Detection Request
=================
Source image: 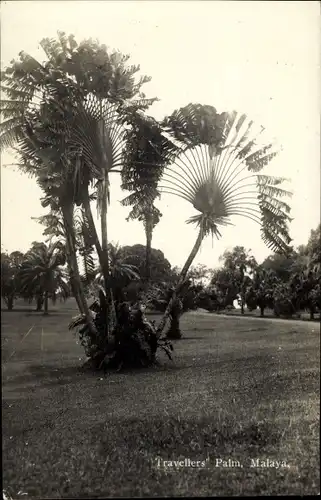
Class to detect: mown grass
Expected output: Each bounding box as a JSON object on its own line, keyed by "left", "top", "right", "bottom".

{"left": 2, "top": 299, "right": 320, "bottom": 497}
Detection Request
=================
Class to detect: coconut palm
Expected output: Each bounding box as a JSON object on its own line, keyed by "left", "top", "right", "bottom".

{"left": 156, "top": 104, "right": 292, "bottom": 335}
{"left": 19, "top": 241, "right": 69, "bottom": 314}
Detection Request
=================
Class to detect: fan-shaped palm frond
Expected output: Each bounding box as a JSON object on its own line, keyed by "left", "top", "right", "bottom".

{"left": 156, "top": 104, "right": 292, "bottom": 335}
{"left": 160, "top": 106, "right": 292, "bottom": 251}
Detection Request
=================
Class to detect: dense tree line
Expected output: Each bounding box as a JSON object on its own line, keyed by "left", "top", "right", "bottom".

{"left": 187, "top": 228, "right": 320, "bottom": 319}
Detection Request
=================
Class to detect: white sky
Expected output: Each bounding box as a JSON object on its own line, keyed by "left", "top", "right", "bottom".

{"left": 1, "top": 1, "right": 320, "bottom": 269}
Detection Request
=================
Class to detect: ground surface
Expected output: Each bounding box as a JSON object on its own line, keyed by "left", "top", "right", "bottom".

{"left": 2, "top": 299, "right": 320, "bottom": 498}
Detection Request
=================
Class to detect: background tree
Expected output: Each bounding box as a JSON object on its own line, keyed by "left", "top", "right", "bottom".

{"left": 120, "top": 244, "right": 172, "bottom": 284}
{"left": 306, "top": 224, "right": 320, "bottom": 273}
{"left": 261, "top": 251, "right": 297, "bottom": 282}
{"left": 245, "top": 267, "right": 278, "bottom": 317}
{"left": 210, "top": 267, "right": 240, "bottom": 308}
{"left": 187, "top": 264, "right": 211, "bottom": 286}
{"left": 219, "top": 246, "right": 257, "bottom": 313}
{"left": 1, "top": 251, "right": 24, "bottom": 310}
{"left": 19, "top": 241, "right": 69, "bottom": 314}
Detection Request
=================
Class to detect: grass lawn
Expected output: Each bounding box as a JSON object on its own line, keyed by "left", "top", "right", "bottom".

{"left": 2, "top": 299, "right": 320, "bottom": 497}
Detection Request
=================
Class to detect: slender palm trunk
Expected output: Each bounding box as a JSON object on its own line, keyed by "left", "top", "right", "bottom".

{"left": 64, "top": 236, "right": 84, "bottom": 314}
{"left": 144, "top": 218, "right": 153, "bottom": 283}
{"left": 61, "top": 205, "right": 83, "bottom": 314}
{"left": 36, "top": 296, "right": 44, "bottom": 311}
{"left": 82, "top": 187, "right": 104, "bottom": 264}
{"left": 98, "top": 102, "right": 111, "bottom": 295}
{"left": 100, "top": 172, "right": 110, "bottom": 289}
{"left": 62, "top": 202, "right": 96, "bottom": 335}
{"left": 156, "top": 228, "right": 204, "bottom": 336}
{"left": 44, "top": 291, "right": 49, "bottom": 315}
{"left": 7, "top": 295, "right": 14, "bottom": 311}
{"left": 100, "top": 171, "right": 111, "bottom": 335}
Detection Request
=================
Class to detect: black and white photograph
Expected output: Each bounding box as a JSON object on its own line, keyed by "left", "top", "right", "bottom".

{"left": 1, "top": 0, "right": 320, "bottom": 497}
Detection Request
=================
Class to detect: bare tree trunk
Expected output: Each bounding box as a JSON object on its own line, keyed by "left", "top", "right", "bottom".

{"left": 240, "top": 268, "right": 245, "bottom": 314}
{"left": 62, "top": 202, "right": 97, "bottom": 335}
{"left": 156, "top": 228, "right": 204, "bottom": 336}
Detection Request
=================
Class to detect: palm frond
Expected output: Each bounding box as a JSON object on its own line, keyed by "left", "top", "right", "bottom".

{"left": 160, "top": 104, "right": 292, "bottom": 254}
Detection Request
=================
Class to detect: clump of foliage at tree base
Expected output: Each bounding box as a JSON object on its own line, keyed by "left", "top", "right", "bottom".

{"left": 68, "top": 288, "right": 174, "bottom": 371}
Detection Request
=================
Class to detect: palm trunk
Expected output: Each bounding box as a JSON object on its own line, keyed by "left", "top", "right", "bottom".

{"left": 7, "top": 295, "right": 14, "bottom": 311}
{"left": 100, "top": 173, "right": 109, "bottom": 288}
{"left": 156, "top": 228, "right": 204, "bottom": 336}
{"left": 64, "top": 234, "right": 84, "bottom": 314}
{"left": 100, "top": 171, "right": 111, "bottom": 335}
{"left": 98, "top": 102, "right": 110, "bottom": 295}
{"left": 82, "top": 187, "right": 104, "bottom": 264}
{"left": 44, "top": 291, "right": 49, "bottom": 315}
{"left": 144, "top": 216, "right": 153, "bottom": 283}
{"left": 61, "top": 203, "right": 83, "bottom": 314}
{"left": 36, "top": 296, "right": 44, "bottom": 311}
{"left": 62, "top": 202, "right": 97, "bottom": 335}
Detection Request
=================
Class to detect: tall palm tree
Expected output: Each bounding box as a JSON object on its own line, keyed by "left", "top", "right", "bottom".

{"left": 19, "top": 241, "right": 69, "bottom": 314}
{"left": 156, "top": 104, "right": 292, "bottom": 335}
{"left": 121, "top": 112, "right": 177, "bottom": 282}
{"left": 1, "top": 54, "right": 97, "bottom": 329}
{"left": 122, "top": 202, "right": 162, "bottom": 282}
{"left": 1, "top": 32, "right": 156, "bottom": 332}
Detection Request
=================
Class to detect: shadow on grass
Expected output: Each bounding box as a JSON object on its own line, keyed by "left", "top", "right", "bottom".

{"left": 4, "top": 364, "right": 92, "bottom": 389}
{"left": 1, "top": 308, "right": 65, "bottom": 318}
{"left": 1, "top": 308, "right": 41, "bottom": 313}
{"left": 4, "top": 359, "right": 172, "bottom": 388}
{"left": 177, "top": 336, "right": 209, "bottom": 340}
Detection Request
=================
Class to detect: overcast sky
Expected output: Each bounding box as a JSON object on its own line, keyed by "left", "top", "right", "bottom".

{"left": 1, "top": 1, "right": 320, "bottom": 268}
